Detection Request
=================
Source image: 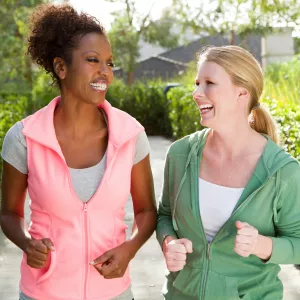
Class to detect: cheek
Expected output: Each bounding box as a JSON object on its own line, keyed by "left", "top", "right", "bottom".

{"left": 205, "top": 86, "right": 220, "bottom": 101}
{"left": 108, "top": 70, "right": 114, "bottom": 84}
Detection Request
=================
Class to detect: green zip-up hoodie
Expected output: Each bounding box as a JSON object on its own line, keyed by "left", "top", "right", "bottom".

{"left": 157, "top": 129, "right": 300, "bottom": 300}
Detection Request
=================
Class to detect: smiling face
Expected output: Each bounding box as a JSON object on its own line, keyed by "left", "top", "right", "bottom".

{"left": 55, "top": 32, "right": 114, "bottom": 106}
{"left": 192, "top": 60, "right": 249, "bottom": 130}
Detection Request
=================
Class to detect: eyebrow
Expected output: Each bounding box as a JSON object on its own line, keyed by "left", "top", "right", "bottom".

{"left": 83, "top": 50, "right": 113, "bottom": 59}
{"left": 195, "top": 76, "right": 216, "bottom": 81}
{"left": 83, "top": 50, "right": 100, "bottom": 55}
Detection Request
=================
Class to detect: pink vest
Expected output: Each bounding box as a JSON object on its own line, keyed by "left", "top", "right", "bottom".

{"left": 20, "top": 97, "right": 144, "bottom": 299}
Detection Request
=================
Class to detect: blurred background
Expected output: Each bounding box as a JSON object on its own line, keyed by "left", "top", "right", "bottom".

{"left": 0, "top": 0, "right": 300, "bottom": 299}
{"left": 1, "top": 0, "right": 299, "bottom": 167}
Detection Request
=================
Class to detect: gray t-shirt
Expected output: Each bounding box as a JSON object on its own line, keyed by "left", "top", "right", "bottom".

{"left": 1, "top": 119, "right": 149, "bottom": 300}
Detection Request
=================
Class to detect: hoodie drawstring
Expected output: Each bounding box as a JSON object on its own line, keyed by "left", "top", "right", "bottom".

{"left": 172, "top": 142, "right": 199, "bottom": 231}
{"left": 273, "top": 170, "right": 281, "bottom": 224}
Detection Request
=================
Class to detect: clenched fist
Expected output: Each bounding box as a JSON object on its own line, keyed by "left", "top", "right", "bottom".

{"left": 163, "top": 236, "right": 193, "bottom": 272}
{"left": 234, "top": 221, "right": 259, "bottom": 257}
{"left": 25, "top": 238, "right": 55, "bottom": 269}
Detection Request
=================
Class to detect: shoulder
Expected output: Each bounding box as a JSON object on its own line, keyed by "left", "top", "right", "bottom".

{"left": 280, "top": 161, "right": 300, "bottom": 187}
{"left": 111, "top": 106, "right": 143, "bottom": 128}
{"left": 3, "top": 121, "right": 26, "bottom": 146}
{"left": 167, "top": 129, "right": 207, "bottom": 157}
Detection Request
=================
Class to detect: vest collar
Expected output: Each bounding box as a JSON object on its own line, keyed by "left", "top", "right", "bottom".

{"left": 22, "top": 96, "right": 144, "bottom": 156}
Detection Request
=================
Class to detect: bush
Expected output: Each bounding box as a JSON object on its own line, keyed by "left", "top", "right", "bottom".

{"left": 263, "top": 97, "right": 300, "bottom": 161}
{"left": 166, "top": 85, "right": 202, "bottom": 139}
{"left": 106, "top": 79, "right": 172, "bottom": 136}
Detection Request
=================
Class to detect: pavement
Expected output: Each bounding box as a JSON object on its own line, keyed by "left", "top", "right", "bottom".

{"left": 1, "top": 136, "right": 300, "bottom": 299}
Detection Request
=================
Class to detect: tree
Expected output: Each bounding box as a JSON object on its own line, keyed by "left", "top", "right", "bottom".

{"left": 106, "top": 0, "right": 180, "bottom": 85}
{"left": 0, "top": 0, "right": 48, "bottom": 100}
{"left": 171, "top": 0, "right": 300, "bottom": 45}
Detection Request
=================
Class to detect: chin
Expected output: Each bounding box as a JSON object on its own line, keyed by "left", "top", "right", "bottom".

{"left": 92, "top": 95, "right": 106, "bottom": 106}
{"left": 200, "top": 117, "right": 214, "bottom": 128}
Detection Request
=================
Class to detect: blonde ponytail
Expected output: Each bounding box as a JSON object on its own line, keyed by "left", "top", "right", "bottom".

{"left": 250, "top": 105, "right": 279, "bottom": 144}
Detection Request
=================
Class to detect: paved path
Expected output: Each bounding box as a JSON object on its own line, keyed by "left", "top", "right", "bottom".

{"left": 1, "top": 136, "right": 300, "bottom": 299}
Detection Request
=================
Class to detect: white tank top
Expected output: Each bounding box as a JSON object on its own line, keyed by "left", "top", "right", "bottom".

{"left": 199, "top": 178, "right": 244, "bottom": 242}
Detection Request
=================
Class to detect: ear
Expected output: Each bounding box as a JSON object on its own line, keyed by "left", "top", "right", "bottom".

{"left": 237, "top": 87, "right": 250, "bottom": 102}
{"left": 53, "top": 57, "right": 67, "bottom": 80}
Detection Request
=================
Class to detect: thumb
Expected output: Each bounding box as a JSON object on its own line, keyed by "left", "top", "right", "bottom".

{"left": 178, "top": 238, "right": 193, "bottom": 253}
{"left": 236, "top": 221, "right": 244, "bottom": 230}
{"left": 42, "top": 238, "right": 55, "bottom": 251}
{"left": 90, "top": 251, "right": 112, "bottom": 266}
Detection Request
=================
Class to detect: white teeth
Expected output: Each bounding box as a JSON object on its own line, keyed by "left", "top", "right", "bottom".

{"left": 200, "top": 104, "right": 213, "bottom": 109}
{"left": 90, "top": 83, "right": 107, "bottom": 91}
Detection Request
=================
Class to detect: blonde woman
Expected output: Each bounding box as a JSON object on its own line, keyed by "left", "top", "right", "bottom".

{"left": 157, "top": 46, "right": 300, "bottom": 300}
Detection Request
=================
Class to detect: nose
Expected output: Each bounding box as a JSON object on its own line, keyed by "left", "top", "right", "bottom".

{"left": 98, "top": 62, "right": 109, "bottom": 77}
{"left": 192, "top": 84, "right": 205, "bottom": 100}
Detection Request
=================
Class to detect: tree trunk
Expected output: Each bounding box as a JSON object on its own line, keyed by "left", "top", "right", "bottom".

{"left": 231, "top": 30, "right": 235, "bottom": 45}
{"left": 127, "top": 71, "right": 134, "bottom": 86}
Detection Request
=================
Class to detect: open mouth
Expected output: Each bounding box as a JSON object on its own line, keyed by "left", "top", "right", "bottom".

{"left": 199, "top": 104, "right": 214, "bottom": 114}
{"left": 89, "top": 82, "right": 108, "bottom": 92}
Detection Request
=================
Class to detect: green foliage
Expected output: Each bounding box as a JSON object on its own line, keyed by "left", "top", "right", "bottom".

{"left": 166, "top": 85, "right": 202, "bottom": 139}
{"left": 106, "top": 79, "right": 172, "bottom": 136}
{"left": 263, "top": 55, "right": 300, "bottom": 104}
{"left": 0, "top": 95, "right": 27, "bottom": 174}
{"left": 31, "top": 71, "right": 59, "bottom": 112}
{"left": 0, "top": 0, "right": 48, "bottom": 94}
{"left": 263, "top": 97, "right": 300, "bottom": 161}
{"left": 171, "top": 0, "right": 300, "bottom": 42}
{"left": 263, "top": 56, "right": 300, "bottom": 160}
{"left": 295, "top": 37, "right": 300, "bottom": 54}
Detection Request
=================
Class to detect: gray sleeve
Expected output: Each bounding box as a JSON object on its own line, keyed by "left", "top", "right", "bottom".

{"left": 133, "top": 130, "right": 150, "bottom": 165}
{"left": 1, "top": 121, "right": 28, "bottom": 174}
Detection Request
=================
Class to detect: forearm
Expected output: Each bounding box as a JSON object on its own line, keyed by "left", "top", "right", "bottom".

{"left": 0, "top": 213, "right": 31, "bottom": 252}
{"left": 126, "top": 209, "right": 157, "bottom": 258}
{"left": 253, "top": 234, "right": 273, "bottom": 260}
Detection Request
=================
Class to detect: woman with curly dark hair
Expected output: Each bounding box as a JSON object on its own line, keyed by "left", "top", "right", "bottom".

{"left": 0, "top": 4, "right": 156, "bottom": 300}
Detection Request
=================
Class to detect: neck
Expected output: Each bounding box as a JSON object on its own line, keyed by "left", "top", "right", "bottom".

{"left": 54, "top": 93, "right": 106, "bottom": 140}
{"left": 208, "top": 121, "right": 256, "bottom": 159}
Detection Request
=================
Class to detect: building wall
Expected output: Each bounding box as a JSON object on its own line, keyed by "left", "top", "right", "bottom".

{"left": 261, "top": 29, "right": 295, "bottom": 68}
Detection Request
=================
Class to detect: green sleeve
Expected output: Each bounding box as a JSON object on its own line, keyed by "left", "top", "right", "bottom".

{"left": 156, "top": 155, "right": 178, "bottom": 247}
{"left": 267, "top": 166, "right": 300, "bottom": 264}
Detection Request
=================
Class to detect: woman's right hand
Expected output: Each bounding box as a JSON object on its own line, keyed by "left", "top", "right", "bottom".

{"left": 162, "top": 236, "right": 193, "bottom": 272}
{"left": 25, "top": 238, "right": 55, "bottom": 269}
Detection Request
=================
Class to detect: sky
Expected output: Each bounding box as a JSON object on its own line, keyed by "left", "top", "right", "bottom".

{"left": 69, "top": 0, "right": 174, "bottom": 29}
{"left": 68, "top": 0, "right": 299, "bottom": 37}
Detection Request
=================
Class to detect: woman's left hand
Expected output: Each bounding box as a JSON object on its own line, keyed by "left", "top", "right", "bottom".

{"left": 234, "top": 221, "right": 259, "bottom": 257}
{"left": 90, "top": 242, "right": 135, "bottom": 279}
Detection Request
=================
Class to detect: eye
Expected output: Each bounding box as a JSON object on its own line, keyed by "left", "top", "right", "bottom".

{"left": 206, "top": 80, "right": 214, "bottom": 85}
{"left": 87, "top": 58, "right": 99, "bottom": 63}
{"left": 194, "top": 81, "right": 199, "bottom": 87}
{"left": 107, "top": 62, "right": 115, "bottom": 67}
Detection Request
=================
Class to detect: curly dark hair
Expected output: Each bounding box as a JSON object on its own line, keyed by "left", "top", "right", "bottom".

{"left": 27, "top": 4, "right": 106, "bottom": 86}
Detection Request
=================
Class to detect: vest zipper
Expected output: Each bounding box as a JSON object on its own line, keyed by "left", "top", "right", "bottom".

{"left": 83, "top": 203, "right": 88, "bottom": 300}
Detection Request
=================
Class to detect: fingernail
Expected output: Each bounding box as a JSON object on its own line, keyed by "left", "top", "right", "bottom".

{"left": 89, "top": 261, "right": 95, "bottom": 265}
{"left": 50, "top": 246, "right": 55, "bottom": 251}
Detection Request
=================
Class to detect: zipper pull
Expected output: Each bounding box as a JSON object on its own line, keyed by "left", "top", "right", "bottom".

{"left": 207, "top": 243, "right": 211, "bottom": 260}
{"left": 83, "top": 203, "right": 88, "bottom": 213}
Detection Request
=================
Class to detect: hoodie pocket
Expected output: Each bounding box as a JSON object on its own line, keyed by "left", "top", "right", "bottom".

{"left": 172, "top": 265, "right": 202, "bottom": 297}
{"left": 36, "top": 250, "right": 57, "bottom": 284}
{"left": 173, "top": 266, "right": 243, "bottom": 299}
